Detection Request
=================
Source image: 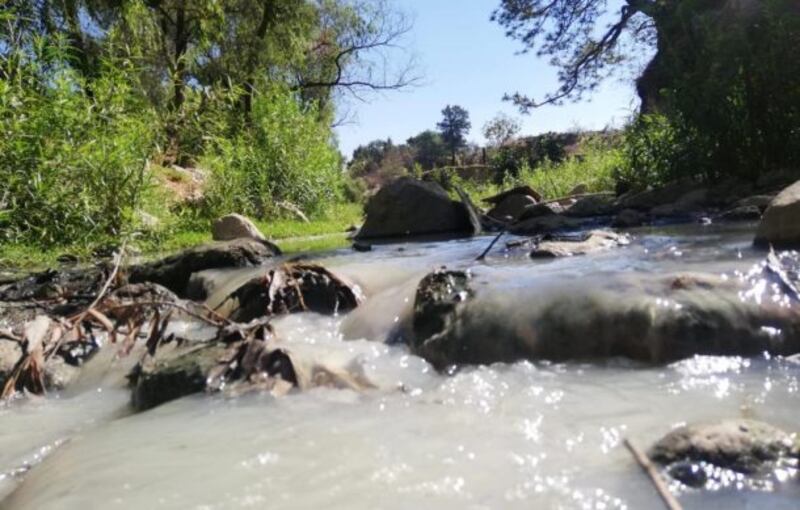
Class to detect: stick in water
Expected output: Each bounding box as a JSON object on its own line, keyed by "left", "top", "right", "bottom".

{"left": 623, "top": 438, "right": 683, "bottom": 510}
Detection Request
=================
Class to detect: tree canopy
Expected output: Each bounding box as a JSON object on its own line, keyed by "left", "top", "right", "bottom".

{"left": 437, "top": 105, "right": 471, "bottom": 164}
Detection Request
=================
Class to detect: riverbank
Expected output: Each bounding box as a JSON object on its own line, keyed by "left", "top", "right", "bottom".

{"left": 0, "top": 203, "right": 363, "bottom": 271}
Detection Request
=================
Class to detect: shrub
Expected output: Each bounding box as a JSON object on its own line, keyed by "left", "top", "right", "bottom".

{"left": 0, "top": 36, "right": 157, "bottom": 247}
{"left": 200, "top": 85, "right": 343, "bottom": 220}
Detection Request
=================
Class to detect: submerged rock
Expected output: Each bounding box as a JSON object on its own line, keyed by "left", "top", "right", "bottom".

{"left": 128, "top": 238, "right": 279, "bottom": 297}
{"left": 649, "top": 419, "right": 799, "bottom": 488}
{"left": 407, "top": 266, "right": 800, "bottom": 369}
{"left": 356, "top": 178, "right": 476, "bottom": 240}
{"left": 212, "top": 213, "right": 268, "bottom": 243}
{"left": 530, "top": 230, "right": 628, "bottom": 258}
{"left": 221, "top": 264, "right": 363, "bottom": 322}
{"left": 754, "top": 180, "right": 800, "bottom": 248}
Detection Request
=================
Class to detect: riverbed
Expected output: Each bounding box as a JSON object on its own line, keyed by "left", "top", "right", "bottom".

{"left": 1, "top": 222, "right": 798, "bottom": 509}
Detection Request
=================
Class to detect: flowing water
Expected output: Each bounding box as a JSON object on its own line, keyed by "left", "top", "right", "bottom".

{"left": 1, "top": 223, "right": 799, "bottom": 509}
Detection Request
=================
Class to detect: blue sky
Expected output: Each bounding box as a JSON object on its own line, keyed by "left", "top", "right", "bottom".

{"left": 334, "top": 0, "right": 646, "bottom": 159}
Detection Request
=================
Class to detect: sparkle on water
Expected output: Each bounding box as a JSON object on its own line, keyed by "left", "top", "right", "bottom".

{"left": 1, "top": 223, "right": 799, "bottom": 510}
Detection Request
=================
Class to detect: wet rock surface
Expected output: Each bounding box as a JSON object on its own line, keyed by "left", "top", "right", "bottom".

{"left": 407, "top": 262, "right": 800, "bottom": 369}
{"left": 482, "top": 185, "right": 542, "bottom": 206}
{"left": 649, "top": 419, "right": 799, "bottom": 488}
{"left": 754, "top": 179, "right": 800, "bottom": 248}
{"left": 221, "top": 264, "right": 363, "bottom": 323}
{"left": 563, "top": 193, "right": 617, "bottom": 217}
{"left": 128, "top": 238, "right": 280, "bottom": 297}
{"left": 356, "top": 177, "right": 476, "bottom": 239}
{"left": 131, "top": 318, "right": 374, "bottom": 411}
{"left": 486, "top": 193, "right": 537, "bottom": 222}
{"left": 529, "top": 230, "right": 628, "bottom": 258}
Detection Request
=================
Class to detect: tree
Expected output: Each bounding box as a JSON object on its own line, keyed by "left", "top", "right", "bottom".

{"left": 490, "top": 0, "right": 668, "bottom": 111}
{"left": 437, "top": 105, "right": 471, "bottom": 165}
{"left": 482, "top": 113, "right": 521, "bottom": 147}
{"left": 406, "top": 130, "right": 446, "bottom": 170}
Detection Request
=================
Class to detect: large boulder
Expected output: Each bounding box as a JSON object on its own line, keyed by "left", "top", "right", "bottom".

{"left": 356, "top": 178, "right": 476, "bottom": 240}
{"left": 754, "top": 180, "right": 800, "bottom": 248}
{"left": 407, "top": 266, "right": 800, "bottom": 370}
{"left": 128, "top": 238, "right": 280, "bottom": 297}
{"left": 212, "top": 214, "right": 267, "bottom": 242}
{"left": 649, "top": 419, "right": 799, "bottom": 488}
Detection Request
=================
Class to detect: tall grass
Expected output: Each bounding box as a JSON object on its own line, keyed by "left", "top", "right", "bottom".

{"left": 0, "top": 36, "right": 158, "bottom": 247}
{"left": 451, "top": 135, "right": 622, "bottom": 201}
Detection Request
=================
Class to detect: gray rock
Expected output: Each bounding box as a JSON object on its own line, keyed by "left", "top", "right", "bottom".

{"left": 618, "top": 180, "right": 701, "bottom": 211}
{"left": 406, "top": 268, "right": 800, "bottom": 369}
{"left": 650, "top": 419, "right": 799, "bottom": 486}
{"left": 483, "top": 185, "right": 542, "bottom": 206}
{"left": 356, "top": 178, "right": 475, "bottom": 240}
{"left": 754, "top": 180, "right": 800, "bottom": 248}
{"left": 509, "top": 214, "right": 582, "bottom": 236}
{"left": 0, "top": 339, "right": 22, "bottom": 389}
{"left": 212, "top": 214, "right": 267, "bottom": 242}
{"left": 567, "top": 183, "right": 588, "bottom": 196}
{"left": 487, "top": 194, "right": 537, "bottom": 222}
{"left": 612, "top": 209, "right": 646, "bottom": 228}
{"left": 735, "top": 194, "right": 775, "bottom": 212}
{"left": 718, "top": 205, "right": 762, "bottom": 222}
{"left": 563, "top": 193, "right": 617, "bottom": 217}
{"left": 131, "top": 320, "right": 373, "bottom": 411}
{"left": 223, "top": 264, "right": 363, "bottom": 323}
{"left": 128, "top": 238, "right": 280, "bottom": 297}
{"left": 530, "top": 230, "right": 628, "bottom": 258}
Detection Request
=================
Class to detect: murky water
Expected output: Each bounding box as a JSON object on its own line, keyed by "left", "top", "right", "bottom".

{"left": 2, "top": 223, "right": 799, "bottom": 509}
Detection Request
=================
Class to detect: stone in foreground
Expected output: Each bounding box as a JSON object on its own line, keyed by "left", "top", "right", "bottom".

{"left": 649, "top": 419, "right": 799, "bottom": 488}
{"left": 754, "top": 179, "right": 800, "bottom": 248}
{"left": 356, "top": 178, "right": 476, "bottom": 240}
{"left": 407, "top": 266, "right": 800, "bottom": 369}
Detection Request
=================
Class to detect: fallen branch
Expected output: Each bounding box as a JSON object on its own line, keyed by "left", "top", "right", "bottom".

{"left": 476, "top": 228, "right": 506, "bottom": 261}
{"left": 623, "top": 438, "right": 683, "bottom": 510}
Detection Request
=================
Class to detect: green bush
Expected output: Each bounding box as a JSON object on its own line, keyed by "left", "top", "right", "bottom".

{"left": 199, "top": 85, "right": 343, "bottom": 221}
{"left": 0, "top": 36, "right": 158, "bottom": 247}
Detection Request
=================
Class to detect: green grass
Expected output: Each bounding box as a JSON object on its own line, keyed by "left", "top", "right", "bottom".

{"left": 0, "top": 202, "right": 364, "bottom": 271}
{"left": 454, "top": 137, "right": 622, "bottom": 202}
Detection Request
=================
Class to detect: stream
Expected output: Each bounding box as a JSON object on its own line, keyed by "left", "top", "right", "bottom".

{"left": 1, "top": 222, "right": 799, "bottom": 509}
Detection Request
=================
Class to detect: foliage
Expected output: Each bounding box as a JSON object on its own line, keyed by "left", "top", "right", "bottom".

{"left": 437, "top": 105, "right": 471, "bottom": 164}
{"left": 198, "top": 85, "right": 343, "bottom": 221}
{"left": 406, "top": 130, "right": 448, "bottom": 170}
{"left": 0, "top": 34, "right": 157, "bottom": 247}
{"left": 482, "top": 113, "right": 521, "bottom": 147}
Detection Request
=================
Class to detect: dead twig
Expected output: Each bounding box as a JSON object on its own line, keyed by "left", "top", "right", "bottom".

{"left": 476, "top": 228, "right": 507, "bottom": 261}
{"left": 623, "top": 438, "right": 683, "bottom": 510}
